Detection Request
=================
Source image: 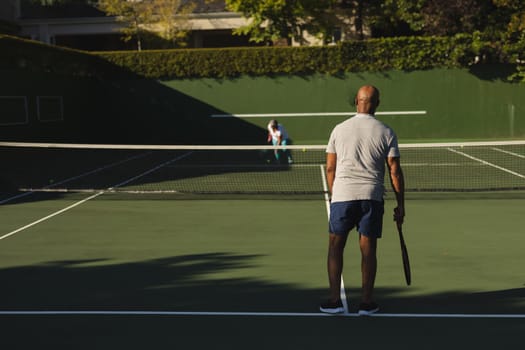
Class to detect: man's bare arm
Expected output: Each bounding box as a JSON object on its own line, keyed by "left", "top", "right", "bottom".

{"left": 387, "top": 156, "right": 405, "bottom": 223}
{"left": 326, "top": 153, "right": 337, "bottom": 197}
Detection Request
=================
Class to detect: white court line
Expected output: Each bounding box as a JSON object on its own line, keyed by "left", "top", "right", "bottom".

{"left": 0, "top": 152, "right": 194, "bottom": 241}
{"left": 492, "top": 147, "right": 525, "bottom": 159}
{"left": 0, "top": 192, "right": 104, "bottom": 241}
{"left": 0, "top": 152, "right": 151, "bottom": 205}
{"left": 108, "top": 152, "right": 194, "bottom": 189}
{"left": 0, "top": 310, "right": 523, "bottom": 319}
{"left": 210, "top": 111, "right": 427, "bottom": 118}
{"left": 320, "top": 165, "right": 349, "bottom": 314}
{"left": 2, "top": 163, "right": 523, "bottom": 319}
{"left": 448, "top": 148, "right": 525, "bottom": 179}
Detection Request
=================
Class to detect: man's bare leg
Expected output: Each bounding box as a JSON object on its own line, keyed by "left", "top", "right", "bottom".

{"left": 327, "top": 233, "right": 347, "bottom": 302}
{"left": 359, "top": 234, "right": 377, "bottom": 304}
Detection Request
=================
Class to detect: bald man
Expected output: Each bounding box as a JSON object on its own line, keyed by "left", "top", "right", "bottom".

{"left": 320, "top": 85, "right": 405, "bottom": 315}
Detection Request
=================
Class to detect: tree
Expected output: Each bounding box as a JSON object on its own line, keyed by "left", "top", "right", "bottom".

{"left": 97, "top": 0, "right": 154, "bottom": 51}
{"left": 491, "top": 0, "right": 525, "bottom": 81}
{"left": 369, "top": 0, "right": 425, "bottom": 36}
{"left": 97, "top": 0, "right": 195, "bottom": 50}
{"left": 336, "top": 0, "right": 385, "bottom": 39}
{"left": 225, "top": 0, "right": 336, "bottom": 45}
{"left": 370, "top": 0, "right": 496, "bottom": 37}
{"left": 151, "top": 0, "right": 196, "bottom": 47}
{"left": 491, "top": 0, "right": 525, "bottom": 39}
{"left": 419, "top": 0, "right": 484, "bottom": 36}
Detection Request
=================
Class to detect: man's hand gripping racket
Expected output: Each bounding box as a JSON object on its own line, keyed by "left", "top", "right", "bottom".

{"left": 394, "top": 207, "right": 411, "bottom": 286}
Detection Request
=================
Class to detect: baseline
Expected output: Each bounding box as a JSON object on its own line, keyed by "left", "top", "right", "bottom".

{"left": 0, "top": 310, "right": 523, "bottom": 319}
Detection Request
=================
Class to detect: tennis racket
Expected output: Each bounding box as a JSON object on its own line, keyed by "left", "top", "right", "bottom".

{"left": 396, "top": 220, "right": 411, "bottom": 286}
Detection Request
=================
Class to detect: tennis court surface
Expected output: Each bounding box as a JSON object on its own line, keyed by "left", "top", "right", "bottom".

{"left": 1, "top": 141, "right": 524, "bottom": 348}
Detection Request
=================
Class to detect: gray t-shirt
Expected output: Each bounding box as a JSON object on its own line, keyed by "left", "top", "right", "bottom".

{"left": 326, "top": 113, "right": 400, "bottom": 202}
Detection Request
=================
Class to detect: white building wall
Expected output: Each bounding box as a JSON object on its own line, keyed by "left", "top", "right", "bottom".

{"left": 7, "top": 3, "right": 360, "bottom": 48}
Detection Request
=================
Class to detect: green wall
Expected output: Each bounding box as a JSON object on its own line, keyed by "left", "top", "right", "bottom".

{"left": 0, "top": 69, "right": 266, "bottom": 144}
{"left": 164, "top": 68, "right": 525, "bottom": 144}
{"left": 2, "top": 67, "right": 524, "bottom": 144}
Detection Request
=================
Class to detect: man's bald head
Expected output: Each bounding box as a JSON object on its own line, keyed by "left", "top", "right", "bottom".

{"left": 355, "top": 85, "right": 380, "bottom": 115}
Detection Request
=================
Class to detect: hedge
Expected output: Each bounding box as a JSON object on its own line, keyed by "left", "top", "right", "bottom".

{"left": 95, "top": 35, "right": 481, "bottom": 79}
{"left": 0, "top": 33, "right": 518, "bottom": 80}
{"left": 0, "top": 34, "right": 131, "bottom": 79}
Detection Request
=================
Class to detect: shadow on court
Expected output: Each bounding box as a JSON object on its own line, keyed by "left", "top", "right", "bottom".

{"left": 0, "top": 254, "right": 524, "bottom": 350}
{"left": 0, "top": 253, "right": 321, "bottom": 312}
{"left": 0, "top": 253, "right": 524, "bottom": 315}
{"left": 357, "top": 287, "right": 525, "bottom": 315}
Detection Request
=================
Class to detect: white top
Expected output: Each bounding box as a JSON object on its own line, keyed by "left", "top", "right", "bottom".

{"left": 326, "top": 113, "right": 400, "bottom": 202}
{"left": 267, "top": 123, "right": 289, "bottom": 142}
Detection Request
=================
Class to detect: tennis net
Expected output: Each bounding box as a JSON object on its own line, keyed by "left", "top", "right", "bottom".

{"left": 1, "top": 141, "right": 524, "bottom": 201}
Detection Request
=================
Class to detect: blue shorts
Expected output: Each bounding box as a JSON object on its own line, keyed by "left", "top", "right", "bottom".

{"left": 329, "top": 200, "right": 384, "bottom": 238}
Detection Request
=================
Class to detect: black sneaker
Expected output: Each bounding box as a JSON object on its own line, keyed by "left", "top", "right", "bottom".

{"left": 358, "top": 302, "right": 379, "bottom": 316}
{"left": 320, "top": 299, "right": 345, "bottom": 314}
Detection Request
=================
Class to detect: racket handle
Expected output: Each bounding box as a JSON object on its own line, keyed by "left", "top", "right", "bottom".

{"left": 394, "top": 207, "right": 403, "bottom": 230}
